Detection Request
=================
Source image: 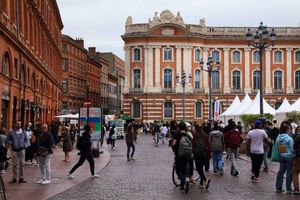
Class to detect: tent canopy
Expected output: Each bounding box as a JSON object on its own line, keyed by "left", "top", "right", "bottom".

{"left": 239, "top": 90, "right": 276, "bottom": 115}
{"left": 287, "top": 97, "right": 300, "bottom": 112}
{"left": 276, "top": 98, "right": 291, "bottom": 113}
{"left": 231, "top": 93, "right": 252, "bottom": 116}
{"left": 219, "top": 96, "right": 241, "bottom": 117}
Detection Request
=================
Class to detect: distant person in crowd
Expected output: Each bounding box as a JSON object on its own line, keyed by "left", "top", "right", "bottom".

{"left": 209, "top": 122, "right": 224, "bottom": 175}
{"left": 125, "top": 123, "right": 137, "bottom": 161}
{"left": 236, "top": 121, "right": 243, "bottom": 133}
{"left": 50, "top": 121, "right": 59, "bottom": 147}
{"left": 0, "top": 127, "right": 8, "bottom": 172}
{"left": 246, "top": 120, "right": 267, "bottom": 183}
{"left": 25, "top": 123, "right": 34, "bottom": 165}
{"left": 292, "top": 126, "right": 300, "bottom": 194}
{"left": 224, "top": 121, "right": 244, "bottom": 176}
{"left": 263, "top": 120, "right": 273, "bottom": 172}
{"left": 70, "top": 124, "right": 77, "bottom": 146}
{"left": 36, "top": 124, "right": 53, "bottom": 185}
{"left": 160, "top": 123, "right": 168, "bottom": 144}
{"left": 153, "top": 121, "right": 161, "bottom": 147}
{"left": 288, "top": 119, "right": 298, "bottom": 135}
{"left": 6, "top": 120, "right": 28, "bottom": 183}
{"left": 100, "top": 123, "right": 106, "bottom": 146}
{"left": 275, "top": 123, "right": 294, "bottom": 193}
{"left": 68, "top": 125, "right": 99, "bottom": 179}
{"left": 109, "top": 125, "right": 117, "bottom": 150}
{"left": 62, "top": 126, "right": 72, "bottom": 162}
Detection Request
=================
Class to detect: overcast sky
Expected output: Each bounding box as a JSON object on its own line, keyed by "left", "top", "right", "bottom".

{"left": 57, "top": 0, "right": 300, "bottom": 59}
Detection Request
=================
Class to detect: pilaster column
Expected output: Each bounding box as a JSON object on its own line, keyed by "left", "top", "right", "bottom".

{"left": 147, "top": 46, "right": 154, "bottom": 92}
{"left": 124, "top": 46, "right": 130, "bottom": 93}
{"left": 286, "top": 48, "right": 293, "bottom": 93}
{"left": 144, "top": 46, "right": 149, "bottom": 92}
{"left": 244, "top": 48, "right": 251, "bottom": 93}
{"left": 176, "top": 46, "right": 182, "bottom": 93}
{"left": 265, "top": 48, "right": 272, "bottom": 93}
{"left": 154, "top": 46, "right": 161, "bottom": 92}
{"left": 223, "top": 48, "right": 230, "bottom": 93}
{"left": 183, "top": 46, "right": 193, "bottom": 92}
{"left": 203, "top": 47, "right": 209, "bottom": 93}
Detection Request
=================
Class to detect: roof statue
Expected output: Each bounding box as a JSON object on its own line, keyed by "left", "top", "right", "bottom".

{"left": 126, "top": 16, "right": 132, "bottom": 25}
{"left": 149, "top": 10, "right": 185, "bottom": 28}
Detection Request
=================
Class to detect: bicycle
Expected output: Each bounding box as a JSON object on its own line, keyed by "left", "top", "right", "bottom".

{"left": 172, "top": 159, "right": 200, "bottom": 187}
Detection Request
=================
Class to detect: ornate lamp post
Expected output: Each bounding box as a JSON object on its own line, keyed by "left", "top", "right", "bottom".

{"left": 246, "top": 22, "right": 276, "bottom": 118}
{"left": 200, "top": 56, "right": 220, "bottom": 121}
{"left": 176, "top": 71, "right": 191, "bottom": 121}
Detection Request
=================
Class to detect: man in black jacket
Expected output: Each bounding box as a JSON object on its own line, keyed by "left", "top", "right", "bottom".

{"left": 68, "top": 125, "right": 99, "bottom": 179}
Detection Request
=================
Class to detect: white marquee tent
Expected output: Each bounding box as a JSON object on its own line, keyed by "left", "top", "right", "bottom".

{"left": 276, "top": 98, "right": 291, "bottom": 113}
{"left": 219, "top": 96, "right": 241, "bottom": 117}
{"left": 287, "top": 97, "right": 300, "bottom": 112}
{"left": 231, "top": 93, "right": 252, "bottom": 116}
{"left": 239, "top": 90, "right": 276, "bottom": 115}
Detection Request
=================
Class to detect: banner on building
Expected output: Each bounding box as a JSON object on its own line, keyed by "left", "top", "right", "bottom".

{"left": 214, "top": 100, "right": 220, "bottom": 120}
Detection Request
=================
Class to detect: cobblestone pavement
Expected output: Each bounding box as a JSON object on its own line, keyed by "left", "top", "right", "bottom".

{"left": 49, "top": 135, "right": 298, "bottom": 200}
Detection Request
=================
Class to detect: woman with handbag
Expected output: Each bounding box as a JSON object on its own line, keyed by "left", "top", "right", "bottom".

{"left": 36, "top": 124, "right": 53, "bottom": 185}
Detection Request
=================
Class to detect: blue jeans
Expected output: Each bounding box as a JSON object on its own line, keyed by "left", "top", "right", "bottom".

{"left": 212, "top": 151, "right": 223, "bottom": 172}
{"left": 276, "top": 156, "right": 293, "bottom": 191}
{"left": 263, "top": 146, "right": 269, "bottom": 170}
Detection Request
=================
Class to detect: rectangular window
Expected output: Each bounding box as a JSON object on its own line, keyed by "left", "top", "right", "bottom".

{"left": 211, "top": 71, "right": 220, "bottom": 89}
{"left": 195, "top": 102, "right": 202, "bottom": 118}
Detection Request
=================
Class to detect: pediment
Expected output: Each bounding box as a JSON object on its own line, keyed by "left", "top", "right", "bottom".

{"left": 147, "top": 23, "right": 190, "bottom": 36}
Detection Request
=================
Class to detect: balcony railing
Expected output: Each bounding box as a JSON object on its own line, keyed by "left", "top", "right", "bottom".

{"left": 211, "top": 88, "right": 222, "bottom": 93}
{"left": 161, "top": 88, "right": 175, "bottom": 93}
{"left": 129, "top": 88, "right": 143, "bottom": 93}
{"left": 273, "top": 89, "right": 284, "bottom": 94}
{"left": 295, "top": 89, "right": 300, "bottom": 93}
{"left": 231, "top": 88, "right": 243, "bottom": 93}
{"left": 194, "top": 88, "right": 204, "bottom": 93}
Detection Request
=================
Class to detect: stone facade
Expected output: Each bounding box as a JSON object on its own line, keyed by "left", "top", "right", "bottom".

{"left": 0, "top": 0, "right": 63, "bottom": 128}
{"left": 122, "top": 10, "right": 300, "bottom": 122}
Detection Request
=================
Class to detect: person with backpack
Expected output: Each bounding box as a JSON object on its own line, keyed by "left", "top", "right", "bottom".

{"left": 125, "top": 123, "right": 137, "bottom": 161}
{"left": 171, "top": 121, "right": 192, "bottom": 193}
{"left": 275, "top": 123, "right": 294, "bottom": 193}
{"left": 224, "top": 122, "right": 244, "bottom": 176}
{"left": 68, "top": 125, "right": 100, "bottom": 179}
{"left": 292, "top": 126, "right": 300, "bottom": 194}
{"left": 246, "top": 120, "right": 268, "bottom": 183}
{"left": 209, "top": 122, "right": 224, "bottom": 175}
{"left": 193, "top": 124, "right": 211, "bottom": 190}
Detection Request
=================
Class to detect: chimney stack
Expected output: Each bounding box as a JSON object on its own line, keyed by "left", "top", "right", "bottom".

{"left": 75, "top": 38, "right": 84, "bottom": 47}
{"left": 88, "top": 47, "right": 96, "bottom": 54}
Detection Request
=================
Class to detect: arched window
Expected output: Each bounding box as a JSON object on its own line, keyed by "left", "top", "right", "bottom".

{"left": 164, "top": 69, "right": 172, "bottom": 88}
{"left": 27, "top": 68, "right": 30, "bottom": 85}
{"left": 232, "top": 50, "right": 240, "bottom": 63}
{"left": 2, "top": 52, "right": 10, "bottom": 76}
{"left": 195, "top": 102, "right": 202, "bottom": 118}
{"left": 212, "top": 50, "right": 220, "bottom": 62}
{"left": 164, "top": 48, "right": 172, "bottom": 61}
{"left": 20, "top": 65, "right": 26, "bottom": 84}
{"left": 211, "top": 71, "right": 220, "bottom": 89}
{"left": 132, "top": 101, "right": 141, "bottom": 118}
{"left": 274, "top": 50, "right": 282, "bottom": 63}
{"left": 133, "top": 48, "right": 141, "bottom": 61}
{"left": 195, "top": 49, "right": 201, "bottom": 61}
{"left": 253, "top": 51, "right": 260, "bottom": 63}
{"left": 133, "top": 69, "right": 141, "bottom": 89}
{"left": 13, "top": 58, "right": 18, "bottom": 79}
{"left": 275, "top": 102, "right": 282, "bottom": 110}
{"left": 253, "top": 70, "right": 260, "bottom": 89}
{"left": 295, "top": 51, "right": 300, "bottom": 63}
{"left": 31, "top": 74, "right": 36, "bottom": 89}
{"left": 295, "top": 70, "right": 300, "bottom": 90}
{"left": 164, "top": 102, "right": 173, "bottom": 118}
{"left": 194, "top": 69, "right": 201, "bottom": 89}
{"left": 274, "top": 70, "right": 282, "bottom": 90}
{"left": 232, "top": 70, "right": 241, "bottom": 90}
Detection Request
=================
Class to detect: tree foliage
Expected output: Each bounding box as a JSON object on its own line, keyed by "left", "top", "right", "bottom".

{"left": 240, "top": 113, "right": 273, "bottom": 131}
{"left": 287, "top": 111, "right": 300, "bottom": 123}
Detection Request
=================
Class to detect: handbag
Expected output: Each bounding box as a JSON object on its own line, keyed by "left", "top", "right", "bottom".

{"left": 37, "top": 146, "right": 49, "bottom": 156}
{"left": 271, "top": 142, "right": 280, "bottom": 162}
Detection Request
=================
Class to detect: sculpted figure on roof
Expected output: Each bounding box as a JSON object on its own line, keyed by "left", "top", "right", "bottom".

{"left": 149, "top": 10, "right": 185, "bottom": 28}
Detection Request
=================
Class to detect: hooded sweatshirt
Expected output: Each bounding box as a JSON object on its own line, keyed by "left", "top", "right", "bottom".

{"left": 209, "top": 130, "right": 224, "bottom": 151}
{"left": 276, "top": 133, "right": 294, "bottom": 158}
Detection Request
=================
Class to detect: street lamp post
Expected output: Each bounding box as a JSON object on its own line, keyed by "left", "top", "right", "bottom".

{"left": 176, "top": 71, "right": 191, "bottom": 121}
{"left": 200, "top": 56, "right": 220, "bottom": 121}
{"left": 246, "top": 22, "right": 276, "bottom": 118}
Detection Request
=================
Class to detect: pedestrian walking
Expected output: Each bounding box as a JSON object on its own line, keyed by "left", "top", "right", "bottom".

{"left": 68, "top": 125, "right": 100, "bottom": 179}
{"left": 224, "top": 122, "right": 244, "bottom": 176}
{"left": 109, "top": 125, "right": 117, "bottom": 150}
{"left": 36, "top": 124, "right": 53, "bottom": 185}
{"left": 209, "top": 122, "right": 224, "bottom": 175}
{"left": 275, "top": 123, "right": 294, "bottom": 193}
{"left": 193, "top": 124, "right": 211, "bottom": 190}
{"left": 6, "top": 120, "right": 28, "bottom": 183}
{"left": 62, "top": 126, "right": 72, "bottom": 162}
{"left": 125, "top": 123, "right": 137, "bottom": 161}
{"left": 160, "top": 124, "right": 168, "bottom": 144}
{"left": 246, "top": 120, "right": 267, "bottom": 183}
{"left": 153, "top": 121, "right": 161, "bottom": 147}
